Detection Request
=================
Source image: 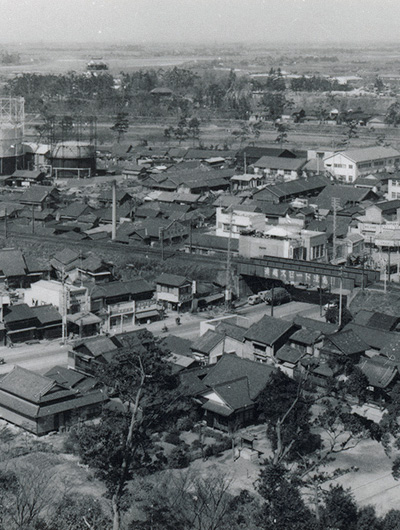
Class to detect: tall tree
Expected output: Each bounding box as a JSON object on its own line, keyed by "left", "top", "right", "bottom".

{"left": 256, "top": 370, "right": 320, "bottom": 465}
{"left": 257, "top": 462, "right": 317, "bottom": 530}
{"left": 111, "top": 112, "right": 129, "bottom": 143}
{"left": 385, "top": 102, "right": 400, "bottom": 127}
{"left": 68, "top": 330, "right": 181, "bottom": 530}
{"left": 320, "top": 485, "right": 358, "bottom": 530}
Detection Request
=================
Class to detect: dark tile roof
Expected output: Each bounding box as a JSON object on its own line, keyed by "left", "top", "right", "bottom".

{"left": 44, "top": 366, "right": 87, "bottom": 388}
{"left": 52, "top": 248, "right": 80, "bottom": 268}
{"left": 313, "top": 185, "right": 378, "bottom": 210}
{"left": 74, "top": 336, "right": 120, "bottom": 358}
{"left": 80, "top": 254, "right": 106, "bottom": 273}
{"left": 370, "top": 312, "right": 400, "bottom": 331}
{"left": 276, "top": 345, "right": 305, "bottom": 364}
{"left": 353, "top": 310, "right": 375, "bottom": 326}
{"left": 90, "top": 278, "right": 154, "bottom": 300}
{"left": 379, "top": 336, "right": 400, "bottom": 363}
{"left": 202, "top": 354, "right": 275, "bottom": 400}
{"left": 0, "top": 366, "right": 61, "bottom": 403}
{"left": 160, "top": 335, "right": 193, "bottom": 357}
{"left": 293, "top": 316, "right": 338, "bottom": 335}
{"left": 11, "top": 169, "right": 44, "bottom": 179}
{"left": 252, "top": 156, "right": 307, "bottom": 171}
{"left": 58, "top": 203, "right": 92, "bottom": 219}
{"left": 255, "top": 202, "right": 292, "bottom": 217}
{"left": 357, "top": 356, "right": 398, "bottom": 389}
{"left": 179, "top": 366, "right": 211, "bottom": 396}
{"left": 213, "top": 377, "right": 253, "bottom": 410}
{"left": 155, "top": 273, "right": 189, "bottom": 287}
{"left": 290, "top": 328, "right": 322, "bottom": 345}
{"left": 31, "top": 305, "right": 62, "bottom": 325}
{"left": 306, "top": 215, "right": 351, "bottom": 239}
{"left": 244, "top": 315, "right": 296, "bottom": 346}
{"left": 342, "top": 323, "right": 394, "bottom": 351}
{"left": 253, "top": 176, "right": 329, "bottom": 202}
{"left": 184, "top": 148, "right": 235, "bottom": 160}
{"left": 324, "top": 329, "right": 368, "bottom": 355}
{"left": 214, "top": 321, "right": 247, "bottom": 341}
{"left": 0, "top": 249, "right": 31, "bottom": 277}
{"left": 188, "top": 233, "right": 239, "bottom": 252}
{"left": 3, "top": 304, "right": 36, "bottom": 324}
{"left": 375, "top": 199, "right": 400, "bottom": 212}
{"left": 19, "top": 186, "right": 56, "bottom": 204}
{"left": 191, "top": 330, "right": 224, "bottom": 355}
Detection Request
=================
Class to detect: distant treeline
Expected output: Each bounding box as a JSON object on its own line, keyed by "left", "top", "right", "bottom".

{"left": 4, "top": 67, "right": 351, "bottom": 121}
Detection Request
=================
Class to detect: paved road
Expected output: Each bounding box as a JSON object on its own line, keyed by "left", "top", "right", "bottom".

{"left": 0, "top": 300, "right": 319, "bottom": 375}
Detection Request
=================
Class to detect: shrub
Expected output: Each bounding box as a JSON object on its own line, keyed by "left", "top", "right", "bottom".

{"left": 176, "top": 417, "right": 194, "bottom": 432}
{"left": 165, "top": 432, "right": 181, "bottom": 445}
{"left": 191, "top": 439, "right": 202, "bottom": 450}
{"left": 168, "top": 447, "right": 190, "bottom": 469}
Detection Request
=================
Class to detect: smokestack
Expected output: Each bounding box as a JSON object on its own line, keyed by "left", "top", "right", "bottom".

{"left": 112, "top": 180, "right": 117, "bottom": 240}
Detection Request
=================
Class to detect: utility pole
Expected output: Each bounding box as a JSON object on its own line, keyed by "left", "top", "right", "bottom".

{"left": 189, "top": 221, "right": 193, "bottom": 253}
{"left": 4, "top": 209, "right": 7, "bottom": 239}
{"left": 160, "top": 228, "right": 164, "bottom": 261}
{"left": 331, "top": 197, "right": 340, "bottom": 262}
{"left": 225, "top": 207, "right": 234, "bottom": 312}
{"left": 61, "top": 268, "right": 68, "bottom": 345}
{"left": 319, "top": 275, "right": 323, "bottom": 316}
{"left": 338, "top": 267, "right": 343, "bottom": 328}
{"left": 31, "top": 204, "right": 35, "bottom": 235}
{"left": 270, "top": 284, "right": 274, "bottom": 317}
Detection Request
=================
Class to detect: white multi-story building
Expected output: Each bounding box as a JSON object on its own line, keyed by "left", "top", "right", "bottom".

{"left": 238, "top": 225, "right": 326, "bottom": 261}
{"left": 216, "top": 206, "right": 266, "bottom": 238}
{"left": 324, "top": 146, "right": 400, "bottom": 183}
{"left": 24, "top": 280, "right": 89, "bottom": 314}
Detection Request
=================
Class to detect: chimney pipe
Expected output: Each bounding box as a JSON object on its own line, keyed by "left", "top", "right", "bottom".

{"left": 112, "top": 180, "right": 117, "bottom": 240}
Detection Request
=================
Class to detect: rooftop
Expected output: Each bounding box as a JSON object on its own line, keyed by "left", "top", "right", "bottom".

{"left": 155, "top": 273, "right": 190, "bottom": 287}
{"left": 0, "top": 366, "right": 60, "bottom": 403}
{"left": 244, "top": 315, "right": 296, "bottom": 345}
{"left": 331, "top": 146, "right": 400, "bottom": 163}
{"left": 202, "top": 354, "right": 275, "bottom": 400}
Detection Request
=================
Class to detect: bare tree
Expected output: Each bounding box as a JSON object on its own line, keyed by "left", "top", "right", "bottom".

{"left": 137, "top": 470, "right": 234, "bottom": 530}
{"left": 0, "top": 462, "right": 56, "bottom": 529}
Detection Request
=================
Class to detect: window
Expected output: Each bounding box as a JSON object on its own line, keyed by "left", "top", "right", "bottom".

{"left": 348, "top": 164, "right": 353, "bottom": 168}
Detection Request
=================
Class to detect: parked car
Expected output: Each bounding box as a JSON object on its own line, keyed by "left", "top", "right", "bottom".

{"left": 323, "top": 301, "right": 338, "bottom": 312}
{"left": 258, "top": 290, "right": 271, "bottom": 300}
{"left": 264, "top": 287, "right": 291, "bottom": 306}
{"left": 248, "top": 294, "right": 262, "bottom": 305}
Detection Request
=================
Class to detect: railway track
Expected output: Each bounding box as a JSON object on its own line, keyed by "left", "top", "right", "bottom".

{"left": 7, "top": 230, "right": 375, "bottom": 288}
{"left": 5, "top": 230, "right": 227, "bottom": 268}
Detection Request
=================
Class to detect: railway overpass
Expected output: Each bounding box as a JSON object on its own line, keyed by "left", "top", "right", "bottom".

{"left": 235, "top": 255, "right": 379, "bottom": 292}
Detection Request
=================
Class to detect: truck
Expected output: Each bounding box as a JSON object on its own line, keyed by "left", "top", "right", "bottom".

{"left": 263, "top": 287, "right": 291, "bottom": 306}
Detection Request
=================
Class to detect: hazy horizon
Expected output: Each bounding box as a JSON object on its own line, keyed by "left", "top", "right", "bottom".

{"left": 3, "top": 0, "right": 400, "bottom": 46}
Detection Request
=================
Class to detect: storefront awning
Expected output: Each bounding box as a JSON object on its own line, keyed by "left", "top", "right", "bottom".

{"left": 202, "top": 293, "right": 225, "bottom": 305}
{"left": 136, "top": 309, "right": 160, "bottom": 320}
{"left": 67, "top": 313, "right": 102, "bottom": 326}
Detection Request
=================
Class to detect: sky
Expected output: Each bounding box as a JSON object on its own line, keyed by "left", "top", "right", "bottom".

{"left": 2, "top": 0, "right": 400, "bottom": 45}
